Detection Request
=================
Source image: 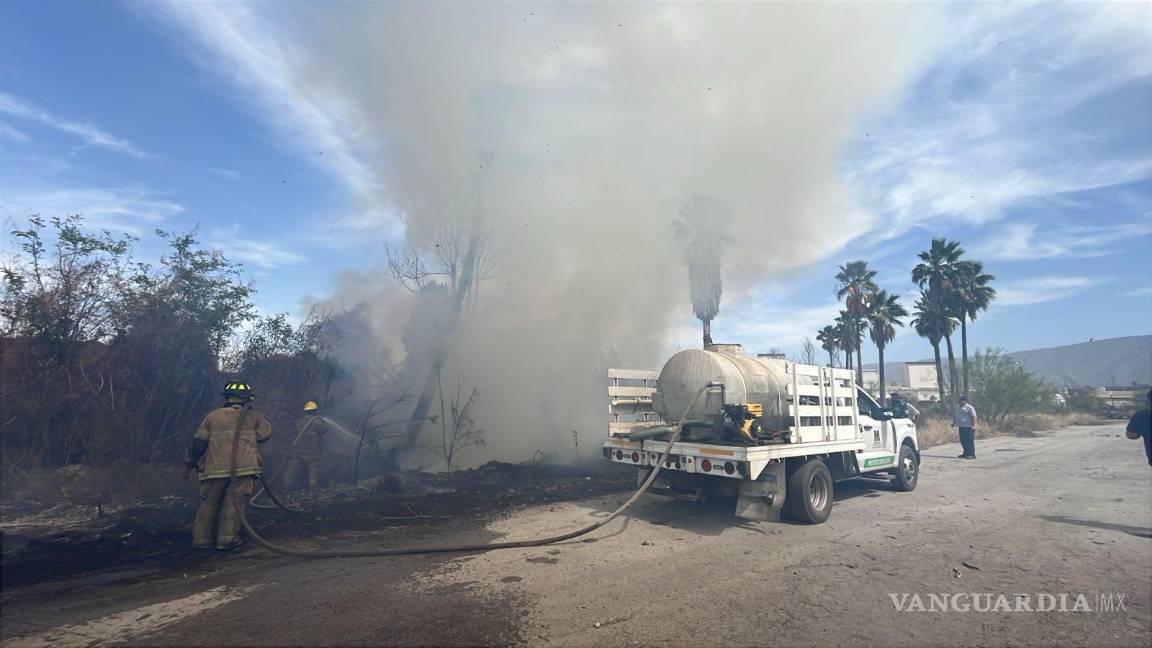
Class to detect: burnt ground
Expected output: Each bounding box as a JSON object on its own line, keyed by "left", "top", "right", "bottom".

{"left": 0, "top": 461, "right": 634, "bottom": 591}
{"left": 4, "top": 427, "right": 1149, "bottom": 647}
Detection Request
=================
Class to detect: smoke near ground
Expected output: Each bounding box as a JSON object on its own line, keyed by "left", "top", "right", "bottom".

{"left": 293, "top": 3, "right": 937, "bottom": 465}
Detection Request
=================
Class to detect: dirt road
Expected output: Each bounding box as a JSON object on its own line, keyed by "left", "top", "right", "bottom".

{"left": 3, "top": 423, "right": 1150, "bottom": 647}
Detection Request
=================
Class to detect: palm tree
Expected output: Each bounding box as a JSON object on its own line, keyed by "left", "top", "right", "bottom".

{"left": 912, "top": 239, "right": 965, "bottom": 400}
{"left": 816, "top": 325, "right": 841, "bottom": 367}
{"left": 834, "top": 310, "right": 860, "bottom": 371}
{"left": 816, "top": 325, "right": 840, "bottom": 367}
{"left": 955, "top": 261, "right": 996, "bottom": 394}
{"left": 912, "top": 238, "right": 965, "bottom": 295}
{"left": 835, "top": 260, "right": 877, "bottom": 385}
{"left": 866, "top": 290, "right": 908, "bottom": 403}
{"left": 911, "top": 294, "right": 958, "bottom": 404}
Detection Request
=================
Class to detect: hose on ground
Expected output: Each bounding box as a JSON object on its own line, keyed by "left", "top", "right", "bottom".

{"left": 252, "top": 478, "right": 300, "bottom": 513}
{"left": 250, "top": 416, "right": 319, "bottom": 511}
{"left": 251, "top": 414, "right": 436, "bottom": 512}
{"left": 235, "top": 385, "right": 711, "bottom": 559}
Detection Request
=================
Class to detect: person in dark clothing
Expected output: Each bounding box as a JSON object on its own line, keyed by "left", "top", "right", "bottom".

{"left": 1125, "top": 389, "right": 1152, "bottom": 466}
{"left": 890, "top": 392, "right": 920, "bottom": 420}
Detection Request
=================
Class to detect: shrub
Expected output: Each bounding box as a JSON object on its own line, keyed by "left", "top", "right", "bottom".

{"left": 0, "top": 216, "right": 256, "bottom": 467}
{"left": 967, "top": 347, "right": 1048, "bottom": 425}
{"left": 1064, "top": 387, "right": 1103, "bottom": 413}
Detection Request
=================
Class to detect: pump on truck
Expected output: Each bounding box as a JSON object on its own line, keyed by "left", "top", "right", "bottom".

{"left": 603, "top": 343, "right": 920, "bottom": 524}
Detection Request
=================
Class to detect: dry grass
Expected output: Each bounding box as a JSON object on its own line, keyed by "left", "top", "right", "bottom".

{"left": 914, "top": 410, "right": 1109, "bottom": 450}
{"left": 1060, "top": 411, "right": 1113, "bottom": 426}
{"left": 914, "top": 417, "right": 955, "bottom": 449}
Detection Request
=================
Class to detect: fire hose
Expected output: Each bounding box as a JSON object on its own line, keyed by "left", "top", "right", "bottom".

{"left": 250, "top": 414, "right": 436, "bottom": 512}
{"left": 230, "top": 385, "right": 712, "bottom": 558}
{"left": 248, "top": 416, "right": 317, "bottom": 512}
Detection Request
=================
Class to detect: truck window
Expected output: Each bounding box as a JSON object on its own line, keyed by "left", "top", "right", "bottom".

{"left": 856, "top": 388, "right": 882, "bottom": 418}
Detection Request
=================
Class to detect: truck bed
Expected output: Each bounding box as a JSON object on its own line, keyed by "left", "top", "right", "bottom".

{"left": 603, "top": 436, "right": 867, "bottom": 481}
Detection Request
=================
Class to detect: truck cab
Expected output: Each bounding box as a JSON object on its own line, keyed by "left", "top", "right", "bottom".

{"left": 855, "top": 388, "right": 920, "bottom": 473}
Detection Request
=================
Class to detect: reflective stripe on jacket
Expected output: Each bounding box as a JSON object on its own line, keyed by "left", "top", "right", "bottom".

{"left": 193, "top": 404, "right": 272, "bottom": 480}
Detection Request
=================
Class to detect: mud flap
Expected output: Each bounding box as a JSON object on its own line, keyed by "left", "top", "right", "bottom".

{"left": 735, "top": 462, "right": 785, "bottom": 522}
{"left": 637, "top": 467, "right": 651, "bottom": 488}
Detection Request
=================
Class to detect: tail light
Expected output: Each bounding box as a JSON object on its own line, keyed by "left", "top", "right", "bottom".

{"left": 631, "top": 451, "right": 640, "bottom": 463}
{"left": 615, "top": 450, "right": 623, "bottom": 460}
{"left": 724, "top": 461, "right": 735, "bottom": 475}
{"left": 701, "top": 459, "right": 712, "bottom": 472}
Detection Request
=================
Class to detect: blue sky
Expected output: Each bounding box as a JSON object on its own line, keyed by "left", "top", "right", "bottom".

{"left": 1, "top": 1, "right": 1149, "bottom": 363}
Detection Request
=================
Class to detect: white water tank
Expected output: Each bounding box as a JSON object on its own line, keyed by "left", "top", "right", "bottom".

{"left": 652, "top": 345, "right": 815, "bottom": 431}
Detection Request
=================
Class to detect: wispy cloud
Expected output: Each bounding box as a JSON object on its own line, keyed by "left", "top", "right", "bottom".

{"left": 209, "top": 167, "right": 246, "bottom": 182}
{"left": 0, "top": 92, "right": 147, "bottom": 158}
{"left": 996, "top": 276, "right": 1101, "bottom": 306}
{"left": 972, "top": 221, "right": 1152, "bottom": 261}
{"left": 215, "top": 240, "right": 306, "bottom": 269}
{"left": 0, "top": 186, "right": 184, "bottom": 235}
{"left": 144, "top": 2, "right": 376, "bottom": 198}
{"left": 208, "top": 226, "right": 306, "bottom": 269}
{"left": 851, "top": 3, "right": 1152, "bottom": 240}
{"left": 1122, "top": 286, "right": 1152, "bottom": 298}
{"left": 0, "top": 121, "right": 30, "bottom": 143}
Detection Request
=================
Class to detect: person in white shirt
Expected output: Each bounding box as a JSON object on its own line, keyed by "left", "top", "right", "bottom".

{"left": 952, "top": 395, "right": 978, "bottom": 460}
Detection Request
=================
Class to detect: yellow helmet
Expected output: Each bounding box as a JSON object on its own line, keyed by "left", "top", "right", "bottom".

{"left": 303, "top": 401, "right": 319, "bottom": 412}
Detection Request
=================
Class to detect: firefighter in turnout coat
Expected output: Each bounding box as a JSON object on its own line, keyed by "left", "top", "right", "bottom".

{"left": 283, "top": 401, "right": 331, "bottom": 491}
{"left": 184, "top": 382, "right": 272, "bottom": 550}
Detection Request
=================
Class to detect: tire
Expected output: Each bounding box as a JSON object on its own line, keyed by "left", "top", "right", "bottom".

{"left": 784, "top": 459, "right": 833, "bottom": 524}
{"left": 892, "top": 444, "right": 918, "bottom": 492}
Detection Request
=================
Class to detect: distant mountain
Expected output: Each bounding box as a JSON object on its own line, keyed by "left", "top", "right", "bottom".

{"left": 1007, "top": 336, "right": 1151, "bottom": 388}
{"left": 864, "top": 335, "right": 1152, "bottom": 388}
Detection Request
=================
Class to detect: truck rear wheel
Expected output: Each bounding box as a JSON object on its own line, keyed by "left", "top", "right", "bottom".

{"left": 784, "top": 459, "right": 833, "bottom": 524}
{"left": 892, "top": 444, "right": 918, "bottom": 492}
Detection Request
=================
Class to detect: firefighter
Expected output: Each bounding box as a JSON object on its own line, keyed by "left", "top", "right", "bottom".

{"left": 283, "top": 401, "right": 330, "bottom": 492}
{"left": 183, "top": 382, "right": 272, "bottom": 550}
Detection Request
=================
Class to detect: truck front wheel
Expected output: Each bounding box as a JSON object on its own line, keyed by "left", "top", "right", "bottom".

{"left": 892, "top": 444, "right": 918, "bottom": 492}
{"left": 784, "top": 459, "right": 833, "bottom": 524}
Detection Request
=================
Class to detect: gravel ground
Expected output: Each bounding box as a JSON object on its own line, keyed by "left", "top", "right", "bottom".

{"left": 2, "top": 423, "right": 1149, "bottom": 647}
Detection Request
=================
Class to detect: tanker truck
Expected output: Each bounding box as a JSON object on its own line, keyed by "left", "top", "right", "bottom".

{"left": 603, "top": 343, "right": 919, "bottom": 524}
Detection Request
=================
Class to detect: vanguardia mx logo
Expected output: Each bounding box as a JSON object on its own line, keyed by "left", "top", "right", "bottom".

{"left": 888, "top": 592, "right": 1129, "bottom": 613}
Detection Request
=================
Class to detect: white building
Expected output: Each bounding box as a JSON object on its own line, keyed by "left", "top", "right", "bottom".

{"left": 859, "top": 362, "right": 943, "bottom": 403}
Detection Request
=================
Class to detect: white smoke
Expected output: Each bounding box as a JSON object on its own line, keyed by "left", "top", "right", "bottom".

{"left": 674, "top": 195, "right": 732, "bottom": 345}
{"left": 280, "top": 2, "right": 937, "bottom": 464}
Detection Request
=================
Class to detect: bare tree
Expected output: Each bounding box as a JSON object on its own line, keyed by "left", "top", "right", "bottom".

{"left": 800, "top": 337, "right": 819, "bottom": 365}
{"left": 385, "top": 154, "right": 497, "bottom": 468}
{"left": 351, "top": 389, "right": 411, "bottom": 484}
{"left": 435, "top": 373, "right": 484, "bottom": 473}
{"left": 385, "top": 220, "right": 497, "bottom": 296}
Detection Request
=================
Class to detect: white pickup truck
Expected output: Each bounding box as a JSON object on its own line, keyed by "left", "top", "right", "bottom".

{"left": 603, "top": 344, "right": 920, "bottom": 524}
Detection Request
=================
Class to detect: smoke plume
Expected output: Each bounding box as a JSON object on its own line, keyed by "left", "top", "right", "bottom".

{"left": 296, "top": 3, "right": 935, "bottom": 465}
{"left": 673, "top": 196, "right": 731, "bottom": 346}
